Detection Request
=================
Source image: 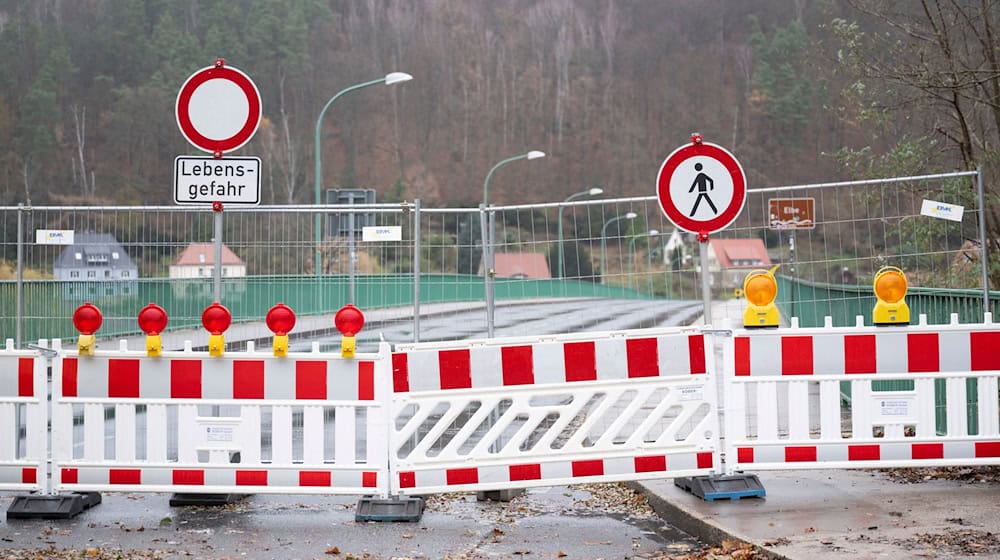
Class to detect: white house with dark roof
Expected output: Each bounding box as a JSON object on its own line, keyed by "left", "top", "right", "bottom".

{"left": 169, "top": 242, "right": 246, "bottom": 279}
{"left": 54, "top": 232, "right": 139, "bottom": 299}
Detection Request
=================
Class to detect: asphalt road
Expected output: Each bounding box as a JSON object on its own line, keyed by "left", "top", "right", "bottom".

{"left": 3, "top": 298, "right": 712, "bottom": 560}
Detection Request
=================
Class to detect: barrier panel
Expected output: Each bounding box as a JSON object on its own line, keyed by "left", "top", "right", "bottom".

{"left": 389, "top": 327, "right": 719, "bottom": 495}
{"left": 0, "top": 339, "right": 47, "bottom": 493}
{"left": 48, "top": 340, "right": 392, "bottom": 497}
{"left": 723, "top": 314, "right": 1000, "bottom": 473}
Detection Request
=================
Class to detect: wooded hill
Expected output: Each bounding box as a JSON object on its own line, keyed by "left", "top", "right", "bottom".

{"left": 0, "top": 0, "right": 997, "bottom": 282}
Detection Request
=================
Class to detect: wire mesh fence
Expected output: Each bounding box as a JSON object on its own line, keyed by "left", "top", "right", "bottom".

{"left": 0, "top": 170, "right": 994, "bottom": 348}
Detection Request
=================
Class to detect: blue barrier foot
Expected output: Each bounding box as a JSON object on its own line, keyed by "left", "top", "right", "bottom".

{"left": 7, "top": 492, "right": 101, "bottom": 519}
{"left": 355, "top": 495, "right": 424, "bottom": 522}
{"left": 674, "top": 474, "right": 766, "bottom": 501}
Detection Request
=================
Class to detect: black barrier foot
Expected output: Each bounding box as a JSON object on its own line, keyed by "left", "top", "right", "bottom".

{"left": 476, "top": 488, "right": 524, "bottom": 502}
{"left": 169, "top": 493, "right": 247, "bottom": 506}
{"left": 355, "top": 495, "right": 424, "bottom": 522}
{"left": 674, "top": 474, "right": 765, "bottom": 501}
{"left": 7, "top": 492, "right": 102, "bottom": 520}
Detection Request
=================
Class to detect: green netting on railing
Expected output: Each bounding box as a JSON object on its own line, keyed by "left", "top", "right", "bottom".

{"left": 0, "top": 274, "right": 647, "bottom": 342}
{"left": 776, "top": 275, "right": 1000, "bottom": 327}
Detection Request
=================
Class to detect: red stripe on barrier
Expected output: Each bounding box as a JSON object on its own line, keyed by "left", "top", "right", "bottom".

{"left": 971, "top": 332, "right": 1000, "bottom": 371}
{"left": 362, "top": 472, "right": 378, "bottom": 488}
{"left": 737, "top": 447, "right": 754, "bottom": 463}
{"left": 912, "top": 443, "right": 944, "bottom": 459}
{"left": 391, "top": 353, "right": 410, "bottom": 393}
{"left": 634, "top": 455, "right": 667, "bottom": 473}
{"left": 63, "top": 358, "right": 78, "bottom": 397}
{"left": 564, "top": 341, "right": 597, "bottom": 382}
{"left": 446, "top": 467, "right": 479, "bottom": 485}
{"left": 439, "top": 349, "right": 472, "bottom": 390}
{"left": 173, "top": 469, "right": 205, "bottom": 485}
{"left": 907, "top": 333, "right": 940, "bottom": 373}
{"left": 170, "top": 360, "right": 202, "bottom": 399}
{"left": 18, "top": 358, "right": 33, "bottom": 397}
{"left": 296, "top": 361, "right": 327, "bottom": 399}
{"left": 233, "top": 360, "right": 265, "bottom": 399}
{"left": 502, "top": 346, "right": 535, "bottom": 386}
{"left": 108, "top": 359, "right": 140, "bottom": 398}
{"left": 61, "top": 468, "right": 78, "bottom": 484}
{"left": 697, "top": 452, "right": 713, "bottom": 469}
{"left": 975, "top": 442, "right": 1000, "bottom": 458}
{"left": 509, "top": 464, "right": 542, "bottom": 481}
{"left": 299, "top": 471, "right": 331, "bottom": 486}
{"left": 688, "top": 335, "right": 706, "bottom": 374}
{"left": 398, "top": 472, "right": 415, "bottom": 488}
{"left": 22, "top": 468, "right": 35, "bottom": 484}
{"left": 627, "top": 338, "right": 659, "bottom": 378}
{"left": 109, "top": 469, "right": 141, "bottom": 485}
{"left": 785, "top": 446, "right": 817, "bottom": 462}
{"left": 571, "top": 459, "right": 604, "bottom": 478}
{"left": 358, "top": 361, "right": 375, "bottom": 400}
{"left": 236, "top": 470, "right": 267, "bottom": 486}
{"left": 848, "top": 444, "right": 880, "bottom": 461}
{"left": 781, "top": 336, "right": 813, "bottom": 375}
{"left": 844, "top": 335, "right": 877, "bottom": 374}
{"left": 734, "top": 337, "right": 750, "bottom": 376}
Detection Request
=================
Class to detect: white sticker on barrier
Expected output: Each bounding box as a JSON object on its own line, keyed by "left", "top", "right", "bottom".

{"left": 678, "top": 385, "right": 705, "bottom": 402}
{"left": 877, "top": 398, "right": 913, "bottom": 419}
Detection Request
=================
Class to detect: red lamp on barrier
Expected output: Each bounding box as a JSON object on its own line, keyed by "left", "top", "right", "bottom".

{"left": 72, "top": 302, "right": 103, "bottom": 356}
{"left": 334, "top": 304, "right": 365, "bottom": 358}
{"left": 202, "top": 302, "right": 232, "bottom": 357}
{"left": 137, "top": 303, "right": 168, "bottom": 357}
{"left": 266, "top": 303, "right": 296, "bottom": 357}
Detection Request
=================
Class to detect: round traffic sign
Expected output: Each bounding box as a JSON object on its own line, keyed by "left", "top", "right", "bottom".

{"left": 656, "top": 141, "right": 747, "bottom": 235}
{"left": 176, "top": 63, "right": 261, "bottom": 154}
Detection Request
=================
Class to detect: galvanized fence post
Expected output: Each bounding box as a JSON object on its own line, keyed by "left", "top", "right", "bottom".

{"left": 413, "top": 199, "right": 421, "bottom": 343}
{"left": 15, "top": 203, "right": 24, "bottom": 348}
{"left": 977, "top": 166, "right": 990, "bottom": 311}
{"left": 213, "top": 208, "right": 223, "bottom": 302}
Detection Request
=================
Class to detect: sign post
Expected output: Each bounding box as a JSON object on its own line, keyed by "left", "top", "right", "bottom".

{"left": 656, "top": 134, "right": 747, "bottom": 325}
{"left": 768, "top": 197, "right": 815, "bottom": 320}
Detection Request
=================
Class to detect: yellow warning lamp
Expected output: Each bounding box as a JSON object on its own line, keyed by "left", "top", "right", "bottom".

{"left": 335, "top": 304, "right": 365, "bottom": 358}
{"left": 202, "top": 302, "right": 232, "bottom": 357}
{"left": 137, "top": 303, "right": 168, "bottom": 357}
{"left": 265, "top": 303, "right": 296, "bottom": 357}
{"left": 72, "top": 302, "right": 103, "bottom": 356}
{"left": 872, "top": 266, "right": 910, "bottom": 325}
{"left": 743, "top": 265, "right": 780, "bottom": 328}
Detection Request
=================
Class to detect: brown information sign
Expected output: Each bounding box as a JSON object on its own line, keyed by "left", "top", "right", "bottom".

{"left": 768, "top": 197, "right": 815, "bottom": 230}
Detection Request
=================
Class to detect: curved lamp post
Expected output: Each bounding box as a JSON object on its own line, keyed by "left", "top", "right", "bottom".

{"left": 482, "top": 150, "right": 545, "bottom": 206}
{"left": 628, "top": 229, "right": 659, "bottom": 290}
{"left": 313, "top": 72, "right": 412, "bottom": 284}
{"left": 557, "top": 188, "right": 603, "bottom": 278}
{"left": 600, "top": 212, "right": 638, "bottom": 284}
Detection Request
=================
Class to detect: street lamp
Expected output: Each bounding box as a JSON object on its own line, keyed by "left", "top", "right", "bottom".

{"left": 600, "top": 212, "right": 638, "bottom": 284}
{"left": 313, "top": 72, "right": 413, "bottom": 288}
{"left": 482, "top": 150, "right": 545, "bottom": 206}
{"left": 557, "top": 187, "right": 603, "bottom": 278}
{"left": 628, "top": 229, "right": 659, "bottom": 290}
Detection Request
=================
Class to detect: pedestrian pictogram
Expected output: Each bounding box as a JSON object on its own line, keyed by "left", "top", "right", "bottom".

{"left": 656, "top": 137, "right": 747, "bottom": 235}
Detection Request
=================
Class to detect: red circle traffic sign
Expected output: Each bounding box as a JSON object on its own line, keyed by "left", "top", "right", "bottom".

{"left": 176, "top": 65, "right": 261, "bottom": 154}
{"left": 656, "top": 141, "right": 747, "bottom": 235}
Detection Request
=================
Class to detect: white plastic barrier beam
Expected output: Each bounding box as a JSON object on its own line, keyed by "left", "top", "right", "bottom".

{"left": 724, "top": 315, "right": 1000, "bottom": 473}
{"left": 0, "top": 339, "right": 47, "bottom": 492}
{"left": 50, "top": 340, "right": 392, "bottom": 497}
{"left": 390, "top": 328, "right": 719, "bottom": 495}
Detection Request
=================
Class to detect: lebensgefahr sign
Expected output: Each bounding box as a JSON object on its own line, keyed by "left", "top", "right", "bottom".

{"left": 174, "top": 156, "right": 260, "bottom": 205}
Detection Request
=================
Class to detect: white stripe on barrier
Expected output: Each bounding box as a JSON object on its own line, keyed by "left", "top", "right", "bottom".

{"left": 0, "top": 339, "right": 46, "bottom": 493}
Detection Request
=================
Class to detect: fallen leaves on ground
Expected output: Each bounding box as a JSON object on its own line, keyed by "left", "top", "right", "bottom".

{"left": 652, "top": 539, "right": 765, "bottom": 560}
{"left": 0, "top": 547, "right": 172, "bottom": 559}
{"left": 882, "top": 466, "right": 1000, "bottom": 484}
{"left": 574, "top": 483, "right": 657, "bottom": 518}
{"left": 894, "top": 529, "right": 1000, "bottom": 556}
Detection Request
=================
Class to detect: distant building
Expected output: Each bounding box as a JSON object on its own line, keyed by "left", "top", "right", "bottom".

{"left": 703, "top": 238, "right": 772, "bottom": 290}
{"left": 481, "top": 252, "right": 552, "bottom": 280}
{"left": 662, "top": 228, "right": 694, "bottom": 269}
{"left": 54, "top": 232, "right": 139, "bottom": 300}
{"left": 169, "top": 242, "right": 246, "bottom": 298}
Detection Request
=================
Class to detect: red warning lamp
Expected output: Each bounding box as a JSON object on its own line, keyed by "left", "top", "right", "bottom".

{"left": 202, "top": 302, "right": 231, "bottom": 356}
{"left": 73, "top": 302, "right": 102, "bottom": 356}
{"left": 138, "top": 303, "right": 168, "bottom": 357}
{"left": 266, "top": 303, "right": 296, "bottom": 357}
{"left": 335, "top": 304, "right": 365, "bottom": 358}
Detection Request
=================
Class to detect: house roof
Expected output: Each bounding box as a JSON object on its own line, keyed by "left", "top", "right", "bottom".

{"left": 709, "top": 238, "right": 772, "bottom": 268}
{"left": 173, "top": 243, "right": 244, "bottom": 266}
{"left": 54, "top": 232, "right": 138, "bottom": 270}
{"left": 491, "top": 253, "right": 551, "bottom": 279}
